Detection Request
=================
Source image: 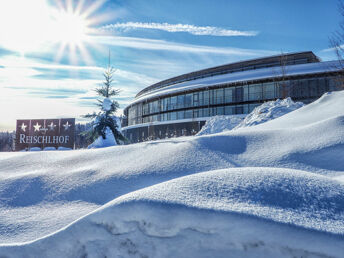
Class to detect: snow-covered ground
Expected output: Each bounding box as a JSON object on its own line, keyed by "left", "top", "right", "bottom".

{"left": 196, "top": 114, "right": 245, "bottom": 135}
{"left": 0, "top": 91, "right": 344, "bottom": 257}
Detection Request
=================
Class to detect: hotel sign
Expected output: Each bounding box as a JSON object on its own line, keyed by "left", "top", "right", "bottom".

{"left": 15, "top": 118, "right": 75, "bottom": 151}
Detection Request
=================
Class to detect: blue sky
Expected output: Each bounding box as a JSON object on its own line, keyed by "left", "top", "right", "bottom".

{"left": 0, "top": 0, "right": 340, "bottom": 130}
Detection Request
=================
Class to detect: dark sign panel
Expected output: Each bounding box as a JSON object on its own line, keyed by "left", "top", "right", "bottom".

{"left": 15, "top": 118, "right": 75, "bottom": 151}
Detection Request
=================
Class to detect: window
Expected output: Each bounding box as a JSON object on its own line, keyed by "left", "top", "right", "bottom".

{"left": 309, "top": 79, "right": 318, "bottom": 97}
{"left": 185, "top": 94, "right": 192, "bottom": 107}
{"left": 216, "top": 107, "right": 224, "bottom": 115}
{"left": 225, "top": 106, "right": 234, "bottom": 115}
{"left": 243, "top": 85, "right": 249, "bottom": 101}
{"left": 170, "top": 112, "right": 177, "bottom": 120}
{"left": 177, "top": 111, "right": 184, "bottom": 120}
{"left": 170, "top": 96, "right": 177, "bottom": 110}
{"left": 177, "top": 95, "right": 185, "bottom": 109}
{"left": 249, "top": 103, "right": 260, "bottom": 112}
{"left": 225, "top": 88, "right": 233, "bottom": 103}
{"left": 185, "top": 110, "right": 193, "bottom": 119}
{"left": 235, "top": 105, "right": 244, "bottom": 114}
{"left": 215, "top": 89, "right": 224, "bottom": 104}
{"left": 249, "top": 84, "right": 262, "bottom": 101}
{"left": 263, "top": 82, "right": 275, "bottom": 99}
{"left": 202, "top": 91, "right": 210, "bottom": 106}
{"left": 318, "top": 78, "right": 327, "bottom": 95}
{"left": 143, "top": 103, "right": 149, "bottom": 115}
{"left": 193, "top": 93, "right": 199, "bottom": 107}
{"left": 193, "top": 109, "right": 199, "bottom": 118}
{"left": 235, "top": 86, "right": 244, "bottom": 102}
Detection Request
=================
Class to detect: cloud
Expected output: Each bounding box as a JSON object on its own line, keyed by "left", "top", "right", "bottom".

{"left": 100, "top": 22, "right": 258, "bottom": 37}
{"left": 91, "top": 35, "right": 274, "bottom": 56}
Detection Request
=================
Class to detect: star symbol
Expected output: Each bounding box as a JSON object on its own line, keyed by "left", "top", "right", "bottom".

{"left": 33, "top": 122, "right": 41, "bottom": 132}
{"left": 48, "top": 122, "right": 56, "bottom": 131}
{"left": 20, "top": 123, "right": 27, "bottom": 132}
{"left": 63, "top": 121, "right": 71, "bottom": 131}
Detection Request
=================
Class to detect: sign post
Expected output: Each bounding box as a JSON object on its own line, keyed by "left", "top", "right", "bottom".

{"left": 15, "top": 118, "right": 75, "bottom": 151}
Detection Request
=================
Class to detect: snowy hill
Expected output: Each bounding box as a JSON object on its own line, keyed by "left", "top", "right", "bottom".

{"left": 0, "top": 91, "right": 344, "bottom": 257}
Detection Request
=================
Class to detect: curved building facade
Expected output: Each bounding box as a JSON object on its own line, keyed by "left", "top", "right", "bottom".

{"left": 122, "top": 52, "right": 342, "bottom": 143}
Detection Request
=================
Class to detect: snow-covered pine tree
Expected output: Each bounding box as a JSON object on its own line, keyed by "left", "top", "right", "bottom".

{"left": 83, "top": 67, "right": 127, "bottom": 146}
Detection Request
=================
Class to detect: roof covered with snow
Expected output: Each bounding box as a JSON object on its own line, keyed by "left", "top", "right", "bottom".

{"left": 126, "top": 60, "right": 341, "bottom": 109}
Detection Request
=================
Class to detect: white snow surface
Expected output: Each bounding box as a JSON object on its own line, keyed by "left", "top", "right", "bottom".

{"left": 88, "top": 127, "right": 117, "bottom": 149}
{"left": 196, "top": 115, "right": 245, "bottom": 135}
{"left": 234, "top": 97, "right": 304, "bottom": 130}
{"left": 0, "top": 91, "right": 344, "bottom": 257}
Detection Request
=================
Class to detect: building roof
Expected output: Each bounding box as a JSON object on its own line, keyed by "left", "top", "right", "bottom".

{"left": 135, "top": 51, "right": 320, "bottom": 98}
{"left": 126, "top": 60, "right": 341, "bottom": 109}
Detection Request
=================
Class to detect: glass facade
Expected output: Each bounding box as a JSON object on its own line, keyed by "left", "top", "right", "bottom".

{"left": 126, "top": 76, "right": 338, "bottom": 126}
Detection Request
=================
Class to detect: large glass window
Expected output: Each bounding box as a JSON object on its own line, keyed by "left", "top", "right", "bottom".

{"left": 225, "top": 106, "right": 234, "bottom": 115}
{"left": 263, "top": 82, "right": 275, "bottom": 99}
{"left": 185, "top": 94, "right": 192, "bottom": 107}
{"left": 215, "top": 89, "right": 224, "bottom": 104}
{"left": 234, "top": 86, "right": 244, "bottom": 102}
{"left": 170, "top": 96, "right": 177, "bottom": 110}
{"left": 202, "top": 90, "right": 210, "bottom": 106}
{"left": 143, "top": 103, "right": 149, "bottom": 115}
{"left": 216, "top": 106, "right": 224, "bottom": 115}
{"left": 235, "top": 105, "right": 244, "bottom": 114}
{"left": 243, "top": 85, "right": 249, "bottom": 101}
{"left": 202, "top": 108, "right": 210, "bottom": 117}
{"left": 309, "top": 79, "right": 318, "bottom": 97}
{"left": 177, "top": 95, "right": 185, "bottom": 109}
{"left": 193, "top": 109, "right": 200, "bottom": 118}
{"left": 225, "top": 88, "right": 233, "bottom": 103}
{"left": 177, "top": 111, "right": 184, "bottom": 119}
{"left": 170, "top": 112, "right": 177, "bottom": 120}
{"left": 318, "top": 78, "right": 327, "bottom": 95}
{"left": 249, "top": 84, "right": 262, "bottom": 101}
{"left": 185, "top": 110, "right": 193, "bottom": 119}
{"left": 193, "top": 92, "right": 199, "bottom": 107}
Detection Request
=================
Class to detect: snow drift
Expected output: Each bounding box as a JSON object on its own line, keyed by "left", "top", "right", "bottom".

{"left": 196, "top": 114, "right": 245, "bottom": 135}
{"left": 1, "top": 168, "right": 344, "bottom": 258}
{"left": 0, "top": 91, "right": 344, "bottom": 257}
{"left": 234, "top": 97, "right": 304, "bottom": 130}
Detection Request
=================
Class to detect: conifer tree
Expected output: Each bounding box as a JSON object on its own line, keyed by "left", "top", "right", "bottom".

{"left": 83, "top": 66, "right": 126, "bottom": 145}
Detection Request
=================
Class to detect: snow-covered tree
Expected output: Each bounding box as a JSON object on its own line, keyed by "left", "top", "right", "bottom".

{"left": 83, "top": 67, "right": 126, "bottom": 146}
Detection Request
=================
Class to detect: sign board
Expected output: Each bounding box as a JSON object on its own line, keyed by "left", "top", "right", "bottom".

{"left": 15, "top": 118, "right": 75, "bottom": 151}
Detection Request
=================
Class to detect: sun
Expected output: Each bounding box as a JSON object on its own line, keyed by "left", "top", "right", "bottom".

{"left": 0, "top": 0, "right": 109, "bottom": 64}
{"left": 51, "top": 10, "right": 88, "bottom": 46}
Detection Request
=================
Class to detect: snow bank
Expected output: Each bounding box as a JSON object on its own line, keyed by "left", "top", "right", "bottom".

{"left": 88, "top": 127, "right": 117, "bottom": 149}
{"left": 0, "top": 91, "right": 343, "bottom": 257}
{"left": 235, "top": 97, "right": 304, "bottom": 130}
{"left": 1, "top": 168, "right": 344, "bottom": 258}
{"left": 196, "top": 115, "right": 245, "bottom": 136}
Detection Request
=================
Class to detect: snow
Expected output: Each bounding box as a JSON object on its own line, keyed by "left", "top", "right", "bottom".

{"left": 234, "top": 97, "right": 304, "bottom": 130}
{"left": 102, "top": 97, "right": 112, "bottom": 111}
{"left": 131, "top": 60, "right": 341, "bottom": 105}
{"left": 196, "top": 115, "right": 245, "bottom": 135}
{"left": 88, "top": 127, "right": 117, "bottom": 148}
{"left": 0, "top": 90, "right": 344, "bottom": 257}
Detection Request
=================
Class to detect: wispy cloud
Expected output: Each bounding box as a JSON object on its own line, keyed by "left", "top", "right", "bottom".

{"left": 91, "top": 35, "right": 274, "bottom": 56}
{"left": 100, "top": 22, "right": 258, "bottom": 37}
